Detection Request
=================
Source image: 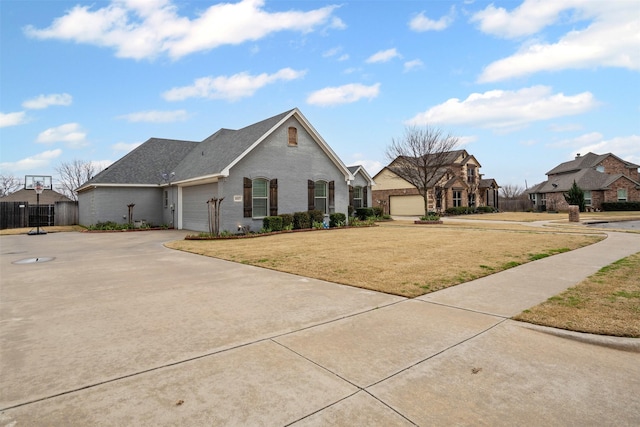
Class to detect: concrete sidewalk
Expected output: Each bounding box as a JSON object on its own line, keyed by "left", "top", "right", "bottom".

{"left": 1, "top": 229, "right": 639, "bottom": 426}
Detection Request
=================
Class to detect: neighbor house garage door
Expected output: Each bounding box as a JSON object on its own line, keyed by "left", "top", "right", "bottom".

{"left": 390, "top": 195, "right": 424, "bottom": 216}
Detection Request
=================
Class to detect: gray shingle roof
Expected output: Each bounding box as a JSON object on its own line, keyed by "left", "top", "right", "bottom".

{"left": 85, "top": 138, "right": 200, "bottom": 186}
{"left": 172, "top": 109, "right": 294, "bottom": 182}
{"left": 78, "top": 109, "right": 301, "bottom": 190}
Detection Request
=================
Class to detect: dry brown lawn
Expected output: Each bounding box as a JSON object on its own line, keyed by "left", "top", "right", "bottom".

{"left": 515, "top": 252, "right": 640, "bottom": 337}
{"left": 451, "top": 211, "right": 640, "bottom": 223}
{"left": 166, "top": 223, "right": 603, "bottom": 298}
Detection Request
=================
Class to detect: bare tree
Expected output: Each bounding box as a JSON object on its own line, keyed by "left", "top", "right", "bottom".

{"left": 0, "top": 174, "right": 23, "bottom": 197}
{"left": 55, "top": 159, "right": 101, "bottom": 201}
{"left": 386, "top": 126, "right": 459, "bottom": 217}
{"left": 499, "top": 184, "right": 524, "bottom": 199}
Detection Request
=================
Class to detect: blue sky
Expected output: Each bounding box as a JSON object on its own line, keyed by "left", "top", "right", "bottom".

{"left": 1, "top": 0, "right": 639, "bottom": 191}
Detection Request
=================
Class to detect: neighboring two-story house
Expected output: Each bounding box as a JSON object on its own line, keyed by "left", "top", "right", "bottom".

{"left": 77, "top": 108, "right": 374, "bottom": 232}
{"left": 371, "top": 150, "right": 499, "bottom": 216}
{"left": 526, "top": 152, "right": 640, "bottom": 211}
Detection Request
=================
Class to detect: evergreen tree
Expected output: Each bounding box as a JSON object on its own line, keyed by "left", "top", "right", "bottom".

{"left": 564, "top": 180, "right": 585, "bottom": 212}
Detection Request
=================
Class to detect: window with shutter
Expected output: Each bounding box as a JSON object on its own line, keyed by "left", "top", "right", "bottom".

{"left": 353, "top": 186, "right": 362, "bottom": 208}
{"left": 314, "top": 181, "right": 327, "bottom": 213}
{"left": 252, "top": 179, "right": 268, "bottom": 217}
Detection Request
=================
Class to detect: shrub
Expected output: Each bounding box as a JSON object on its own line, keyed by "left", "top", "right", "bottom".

{"left": 420, "top": 214, "right": 440, "bottom": 221}
{"left": 355, "top": 207, "right": 375, "bottom": 220}
{"left": 477, "top": 206, "right": 495, "bottom": 213}
{"left": 330, "top": 212, "right": 346, "bottom": 227}
{"left": 601, "top": 202, "right": 640, "bottom": 211}
{"left": 445, "top": 206, "right": 476, "bottom": 215}
{"left": 372, "top": 206, "right": 383, "bottom": 217}
{"left": 262, "top": 216, "right": 283, "bottom": 232}
{"left": 279, "top": 213, "right": 294, "bottom": 229}
{"left": 348, "top": 205, "right": 355, "bottom": 217}
{"left": 308, "top": 209, "right": 324, "bottom": 224}
{"left": 293, "top": 211, "right": 311, "bottom": 229}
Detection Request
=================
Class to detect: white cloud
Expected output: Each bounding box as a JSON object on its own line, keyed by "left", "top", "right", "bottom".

{"left": 22, "top": 93, "right": 72, "bottom": 109}
{"left": 457, "top": 135, "right": 478, "bottom": 146}
{"left": 404, "top": 59, "right": 423, "bottom": 72}
{"left": 36, "top": 123, "right": 88, "bottom": 148}
{"left": 0, "top": 111, "right": 28, "bottom": 128}
{"left": 572, "top": 134, "right": 640, "bottom": 165}
{"left": 366, "top": 48, "right": 400, "bottom": 64}
{"left": 473, "top": 1, "right": 640, "bottom": 82}
{"left": 0, "top": 149, "right": 62, "bottom": 172}
{"left": 409, "top": 7, "right": 455, "bottom": 32}
{"left": 406, "top": 86, "right": 598, "bottom": 131}
{"left": 548, "top": 123, "right": 583, "bottom": 132}
{"left": 163, "top": 68, "right": 306, "bottom": 101}
{"left": 24, "top": 0, "right": 341, "bottom": 60}
{"left": 111, "top": 142, "right": 143, "bottom": 152}
{"left": 548, "top": 132, "right": 604, "bottom": 148}
{"left": 306, "top": 83, "right": 380, "bottom": 107}
{"left": 118, "top": 110, "right": 188, "bottom": 123}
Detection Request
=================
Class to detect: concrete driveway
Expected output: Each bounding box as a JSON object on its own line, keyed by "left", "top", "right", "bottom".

{"left": 1, "top": 229, "right": 639, "bottom": 426}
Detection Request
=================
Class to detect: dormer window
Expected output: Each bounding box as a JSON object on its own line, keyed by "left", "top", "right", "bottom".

{"left": 288, "top": 127, "right": 298, "bottom": 146}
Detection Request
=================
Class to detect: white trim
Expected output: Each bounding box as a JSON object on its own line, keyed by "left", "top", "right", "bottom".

{"left": 173, "top": 174, "right": 224, "bottom": 187}
{"left": 76, "top": 183, "right": 158, "bottom": 193}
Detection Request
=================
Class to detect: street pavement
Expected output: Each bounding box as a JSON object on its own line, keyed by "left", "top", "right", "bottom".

{"left": 0, "top": 228, "right": 639, "bottom": 426}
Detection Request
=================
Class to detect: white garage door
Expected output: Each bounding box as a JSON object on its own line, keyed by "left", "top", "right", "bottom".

{"left": 182, "top": 184, "right": 216, "bottom": 231}
{"left": 390, "top": 195, "right": 424, "bottom": 216}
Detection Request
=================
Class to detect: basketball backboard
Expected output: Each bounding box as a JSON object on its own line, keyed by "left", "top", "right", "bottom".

{"left": 24, "top": 175, "right": 53, "bottom": 191}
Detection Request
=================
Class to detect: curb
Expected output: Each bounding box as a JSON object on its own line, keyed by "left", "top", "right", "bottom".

{"left": 516, "top": 321, "right": 640, "bottom": 353}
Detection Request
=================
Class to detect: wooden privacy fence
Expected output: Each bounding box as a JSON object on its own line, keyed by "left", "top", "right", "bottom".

{"left": 0, "top": 201, "right": 78, "bottom": 229}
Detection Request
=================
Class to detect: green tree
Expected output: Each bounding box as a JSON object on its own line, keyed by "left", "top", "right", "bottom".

{"left": 564, "top": 180, "right": 585, "bottom": 212}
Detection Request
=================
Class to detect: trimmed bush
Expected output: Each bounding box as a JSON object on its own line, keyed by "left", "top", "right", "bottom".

{"left": 372, "top": 206, "right": 383, "bottom": 217}
{"left": 279, "top": 213, "right": 294, "bottom": 229}
{"left": 330, "top": 212, "right": 346, "bottom": 227}
{"left": 477, "top": 206, "right": 496, "bottom": 213}
{"left": 601, "top": 202, "right": 640, "bottom": 211}
{"left": 293, "top": 211, "right": 311, "bottom": 229}
{"left": 308, "top": 209, "right": 324, "bottom": 224}
{"left": 445, "top": 206, "right": 476, "bottom": 215}
{"left": 355, "top": 207, "right": 375, "bottom": 220}
{"left": 262, "top": 216, "right": 283, "bottom": 232}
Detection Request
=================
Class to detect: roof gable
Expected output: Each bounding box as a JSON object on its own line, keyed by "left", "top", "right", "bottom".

{"left": 348, "top": 165, "right": 375, "bottom": 185}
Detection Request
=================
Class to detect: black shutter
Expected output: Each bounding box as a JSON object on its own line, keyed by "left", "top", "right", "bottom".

{"left": 363, "top": 186, "right": 368, "bottom": 207}
{"left": 243, "top": 177, "right": 252, "bottom": 217}
{"left": 349, "top": 185, "right": 354, "bottom": 207}
{"left": 270, "top": 179, "right": 278, "bottom": 216}
{"left": 308, "top": 180, "right": 315, "bottom": 211}
{"left": 329, "top": 181, "right": 335, "bottom": 211}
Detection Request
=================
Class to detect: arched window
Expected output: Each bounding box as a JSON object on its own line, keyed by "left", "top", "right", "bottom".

{"left": 314, "top": 180, "right": 328, "bottom": 213}
{"left": 252, "top": 178, "right": 268, "bottom": 217}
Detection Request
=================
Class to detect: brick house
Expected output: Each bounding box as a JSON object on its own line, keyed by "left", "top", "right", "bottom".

{"left": 371, "top": 150, "right": 499, "bottom": 215}
{"left": 526, "top": 152, "right": 640, "bottom": 211}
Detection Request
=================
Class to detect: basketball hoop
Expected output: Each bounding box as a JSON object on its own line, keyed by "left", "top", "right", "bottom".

{"left": 34, "top": 182, "right": 44, "bottom": 195}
